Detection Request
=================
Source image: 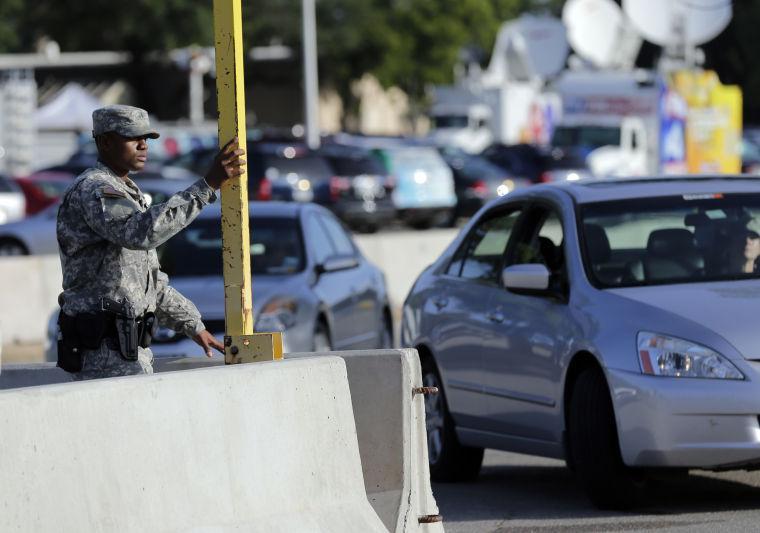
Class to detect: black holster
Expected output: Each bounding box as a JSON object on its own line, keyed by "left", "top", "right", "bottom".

{"left": 113, "top": 312, "right": 156, "bottom": 361}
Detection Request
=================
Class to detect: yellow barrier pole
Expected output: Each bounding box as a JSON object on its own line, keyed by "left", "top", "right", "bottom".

{"left": 213, "top": 0, "right": 283, "bottom": 363}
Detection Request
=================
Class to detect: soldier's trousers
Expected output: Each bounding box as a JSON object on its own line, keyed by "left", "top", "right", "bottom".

{"left": 72, "top": 338, "right": 153, "bottom": 380}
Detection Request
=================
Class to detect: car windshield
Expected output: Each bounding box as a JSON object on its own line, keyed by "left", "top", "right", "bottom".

{"left": 581, "top": 194, "right": 760, "bottom": 288}
{"left": 159, "top": 217, "right": 305, "bottom": 277}
{"left": 325, "top": 154, "right": 386, "bottom": 176}
{"left": 552, "top": 126, "right": 621, "bottom": 151}
{"left": 263, "top": 155, "right": 333, "bottom": 181}
{"left": 433, "top": 115, "right": 469, "bottom": 129}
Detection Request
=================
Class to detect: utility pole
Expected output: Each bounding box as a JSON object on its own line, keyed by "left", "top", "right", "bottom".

{"left": 302, "top": 0, "right": 320, "bottom": 149}
{"left": 213, "top": 0, "right": 283, "bottom": 363}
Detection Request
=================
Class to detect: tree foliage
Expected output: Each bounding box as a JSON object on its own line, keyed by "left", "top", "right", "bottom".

{"left": 2, "top": 0, "right": 759, "bottom": 120}
{"left": 1, "top": 1, "right": 553, "bottom": 97}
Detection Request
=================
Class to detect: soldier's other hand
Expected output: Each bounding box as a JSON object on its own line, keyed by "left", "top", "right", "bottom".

{"left": 192, "top": 329, "right": 225, "bottom": 358}
{"left": 205, "top": 137, "right": 246, "bottom": 189}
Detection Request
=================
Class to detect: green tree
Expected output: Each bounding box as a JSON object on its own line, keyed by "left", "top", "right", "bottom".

{"left": 0, "top": 0, "right": 24, "bottom": 52}
{"left": 1, "top": 0, "right": 214, "bottom": 56}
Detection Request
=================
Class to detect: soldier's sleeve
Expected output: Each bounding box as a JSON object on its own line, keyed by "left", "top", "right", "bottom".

{"left": 154, "top": 268, "right": 206, "bottom": 338}
{"left": 79, "top": 176, "right": 217, "bottom": 250}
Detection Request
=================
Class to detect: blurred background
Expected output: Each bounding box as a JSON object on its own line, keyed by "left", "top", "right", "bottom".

{"left": 0, "top": 0, "right": 757, "bottom": 360}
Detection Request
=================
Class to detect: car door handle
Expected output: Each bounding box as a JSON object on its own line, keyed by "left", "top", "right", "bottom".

{"left": 487, "top": 311, "right": 505, "bottom": 323}
{"left": 433, "top": 297, "right": 449, "bottom": 309}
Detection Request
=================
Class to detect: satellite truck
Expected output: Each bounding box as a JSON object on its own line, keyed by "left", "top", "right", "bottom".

{"left": 428, "top": 0, "right": 742, "bottom": 177}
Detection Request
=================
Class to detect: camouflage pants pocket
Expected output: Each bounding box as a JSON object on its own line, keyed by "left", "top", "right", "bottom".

{"left": 73, "top": 340, "right": 153, "bottom": 380}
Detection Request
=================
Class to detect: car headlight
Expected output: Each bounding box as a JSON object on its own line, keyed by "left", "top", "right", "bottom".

{"left": 255, "top": 298, "right": 298, "bottom": 332}
{"left": 637, "top": 332, "right": 744, "bottom": 380}
{"left": 152, "top": 326, "right": 179, "bottom": 343}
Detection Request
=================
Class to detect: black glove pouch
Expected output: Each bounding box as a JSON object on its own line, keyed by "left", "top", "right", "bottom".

{"left": 137, "top": 312, "right": 156, "bottom": 349}
{"left": 57, "top": 312, "right": 82, "bottom": 373}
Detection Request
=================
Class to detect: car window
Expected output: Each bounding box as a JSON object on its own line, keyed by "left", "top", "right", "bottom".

{"left": 159, "top": 216, "right": 305, "bottom": 277}
{"left": 508, "top": 208, "right": 565, "bottom": 274}
{"left": 447, "top": 209, "right": 522, "bottom": 283}
{"left": 318, "top": 213, "right": 356, "bottom": 256}
{"left": 581, "top": 194, "right": 760, "bottom": 287}
{"left": 0, "top": 175, "right": 17, "bottom": 192}
{"left": 304, "top": 213, "right": 336, "bottom": 264}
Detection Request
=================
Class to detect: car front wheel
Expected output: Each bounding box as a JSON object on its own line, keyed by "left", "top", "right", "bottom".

{"left": 0, "top": 238, "right": 28, "bottom": 256}
{"left": 312, "top": 321, "right": 332, "bottom": 352}
{"left": 421, "top": 356, "right": 483, "bottom": 482}
{"left": 568, "top": 366, "right": 645, "bottom": 509}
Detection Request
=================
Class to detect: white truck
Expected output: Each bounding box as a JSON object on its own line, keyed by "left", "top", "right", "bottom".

{"left": 427, "top": 14, "right": 567, "bottom": 154}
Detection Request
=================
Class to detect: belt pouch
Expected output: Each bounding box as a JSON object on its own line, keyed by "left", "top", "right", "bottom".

{"left": 138, "top": 313, "right": 156, "bottom": 348}
{"left": 57, "top": 312, "right": 83, "bottom": 373}
{"left": 74, "top": 312, "right": 108, "bottom": 350}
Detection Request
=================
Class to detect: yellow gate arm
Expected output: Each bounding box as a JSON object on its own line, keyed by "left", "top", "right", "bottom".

{"left": 213, "top": 0, "right": 283, "bottom": 363}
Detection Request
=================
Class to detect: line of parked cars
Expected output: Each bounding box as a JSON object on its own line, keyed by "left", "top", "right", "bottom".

{"left": 165, "top": 133, "right": 587, "bottom": 231}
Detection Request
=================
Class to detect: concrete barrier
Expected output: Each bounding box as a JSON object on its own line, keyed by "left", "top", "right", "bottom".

{"left": 0, "top": 357, "right": 388, "bottom": 532}
{"left": 0, "top": 255, "right": 60, "bottom": 347}
{"left": 2, "top": 349, "right": 445, "bottom": 532}
{"left": 0, "top": 229, "right": 459, "bottom": 353}
{"left": 332, "top": 349, "right": 444, "bottom": 533}
{"left": 353, "top": 229, "right": 457, "bottom": 318}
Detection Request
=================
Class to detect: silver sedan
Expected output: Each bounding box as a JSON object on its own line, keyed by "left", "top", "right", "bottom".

{"left": 150, "top": 201, "right": 393, "bottom": 357}
{"left": 0, "top": 177, "right": 197, "bottom": 255}
{"left": 402, "top": 176, "right": 760, "bottom": 509}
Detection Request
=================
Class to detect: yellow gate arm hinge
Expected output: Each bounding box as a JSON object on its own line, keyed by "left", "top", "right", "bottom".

{"left": 213, "top": 0, "right": 283, "bottom": 364}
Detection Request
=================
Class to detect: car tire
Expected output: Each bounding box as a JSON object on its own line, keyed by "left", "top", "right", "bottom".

{"left": 421, "top": 356, "right": 484, "bottom": 482}
{"left": 568, "top": 367, "right": 644, "bottom": 509}
{"left": 380, "top": 314, "right": 393, "bottom": 348}
{"left": 0, "top": 237, "right": 28, "bottom": 256}
{"left": 312, "top": 320, "right": 332, "bottom": 352}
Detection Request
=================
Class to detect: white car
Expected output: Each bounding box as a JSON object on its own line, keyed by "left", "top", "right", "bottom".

{"left": 0, "top": 175, "right": 26, "bottom": 227}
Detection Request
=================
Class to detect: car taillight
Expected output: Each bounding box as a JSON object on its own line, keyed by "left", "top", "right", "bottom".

{"left": 256, "top": 177, "right": 272, "bottom": 201}
{"left": 16, "top": 179, "right": 57, "bottom": 215}
{"left": 330, "top": 176, "right": 351, "bottom": 201}
{"left": 468, "top": 179, "right": 489, "bottom": 198}
{"left": 540, "top": 172, "right": 552, "bottom": 183}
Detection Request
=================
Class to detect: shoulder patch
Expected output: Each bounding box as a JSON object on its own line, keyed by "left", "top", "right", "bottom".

{"left": 99, "top": 186, "right": 128, "bottom": 199}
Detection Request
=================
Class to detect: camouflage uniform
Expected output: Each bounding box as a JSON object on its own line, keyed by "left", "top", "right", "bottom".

{"left": 57, "top": 105, "right": 217, "bottom": 380}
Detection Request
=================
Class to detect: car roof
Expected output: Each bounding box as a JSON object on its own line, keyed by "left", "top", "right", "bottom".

{"left": 546, "top": 176, "right": 760, "bottom": 204}
{"left": 195, "top": 201, "right": 311, "bottom": 220}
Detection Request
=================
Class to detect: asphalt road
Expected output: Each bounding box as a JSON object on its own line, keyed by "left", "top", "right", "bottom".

{"left": 433, "top": 450, "right": 760, "bottom": 532}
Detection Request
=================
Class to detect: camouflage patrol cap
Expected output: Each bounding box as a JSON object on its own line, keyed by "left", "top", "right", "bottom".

{"left": 92, "top": 105, "right": 160, "bottom": 139}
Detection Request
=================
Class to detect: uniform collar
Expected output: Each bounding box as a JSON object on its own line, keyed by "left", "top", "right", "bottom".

{"left": 95, "top": 160, "right": 143, "bottom": 200}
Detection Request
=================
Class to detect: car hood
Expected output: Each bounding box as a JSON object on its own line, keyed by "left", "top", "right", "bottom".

{"left": 608, "top": 279, "right": 760, "bottom": 359}
{"left": 168, "top": 273, "right": 306, "bottom": 320}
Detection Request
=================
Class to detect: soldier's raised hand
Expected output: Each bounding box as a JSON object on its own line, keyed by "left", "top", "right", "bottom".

{"left": 205, "top": 137, "right": 246, "bottom": 189}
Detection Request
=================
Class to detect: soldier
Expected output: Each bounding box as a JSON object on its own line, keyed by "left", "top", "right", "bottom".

{"left": 56, "top": 104, "right": 245, "bottom": 379}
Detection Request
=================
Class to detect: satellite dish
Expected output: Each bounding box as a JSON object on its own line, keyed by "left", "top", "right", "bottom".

{"left": 483, "top": 15, "right": 568, "bottom": 85}
{"left": 563, "top": 0, "right": 641, "bottom": 69}
{"left": 623, "top": 0, "right": 732, "bottom": 46}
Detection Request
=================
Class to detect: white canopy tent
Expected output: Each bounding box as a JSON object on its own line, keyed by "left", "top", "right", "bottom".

{"left": 34, "top": 83, "right": 102, "bottom": 131}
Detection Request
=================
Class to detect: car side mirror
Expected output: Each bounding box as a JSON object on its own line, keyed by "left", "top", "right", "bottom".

{"left": 502, "top": 263, "right": 568, "bottom": 302}
{"left": 315, "top": 255, "right": 359, "bottom": 275}
{"left": 502, "top": 263, "right": 550, "bottom": 291}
